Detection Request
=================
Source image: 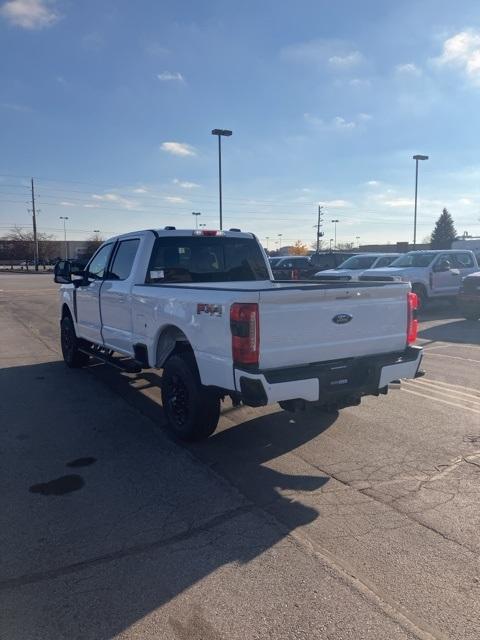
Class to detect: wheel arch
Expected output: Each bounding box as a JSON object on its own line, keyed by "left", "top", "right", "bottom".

{"left": 61, "top": 302, "right": 73, "bottom": 320}
{"left": 155, "top": 324, "right": 193, "bottom": 369}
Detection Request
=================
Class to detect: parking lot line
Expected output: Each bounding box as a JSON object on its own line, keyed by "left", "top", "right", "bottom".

{"left": 401, "top": 386, "right": 480, "bottom": 415}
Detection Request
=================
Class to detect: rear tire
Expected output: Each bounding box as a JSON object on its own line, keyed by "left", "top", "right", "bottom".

{"left": 61, "top": 316, "right": 90, "bottom": 368}
{"left": 161, "top": 352, "right": 220, "bottom": 441}
{"left": 412, "top": 284, "right": 428, "bottom": 310}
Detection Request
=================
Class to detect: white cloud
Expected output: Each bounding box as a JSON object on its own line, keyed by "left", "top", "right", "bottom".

{"left": 146, "top": 43, "right": 170, "bottom": 56}
{"left": 161, "top": 141, "right": 196, "bottom": 157}
{"left": 83, "top": 204, "right": 96, "bottom": 209}
{"left": 395, "top": 63, "right": 422, "bottom": 76}
{"left": 0, "top": 0, "right": 59, "bottom": 29}
{"left": 281, "top": 39, "right": 364, "bottom": 71}
{"left": 133, "top": 187, "right": 147, "bottom": 194}
{"left": 458, "top": 197, "right": 473, "bottom": 205}
{"left": 91, "top": 193, "right": 137, "bottom": 209}
{"left": 165, "top": 196, "right": 187, "bottom": 204}
{"left": 366, "top": 180, "right": 381, "bottom": 187}
{"left": 333, "top": 116, "right": 356, "bottom": 130}
{"left": 349, "top": 78, "right": 371, "bottom": 88}
{"left": 157, "top": 71, "right": 184, "bottom": 82}
{"left": 384, "top": 197, "right": 414, "bottom": 208}
{"left": 321, "top": 199, "right": 353, "bottom": 208}
{"left": 304, "top": 112, "right": 371, "bottom": 131}
{"left": 435, "top": 30, "right": 480, "bottom": 84}
{"left": 328, "top": 51, "right": 363, "bottom": 68}
{"left": 60, "top": 201, "right": 74, "bottom": 206}
{"left": 357, "top": 113, "right": 372, "bottom": 122}
{"left": 173, "top": 178, "right": 200, "bottom": 189}
{"left": 0, "top": 101, "right": 32, "bottom": 112}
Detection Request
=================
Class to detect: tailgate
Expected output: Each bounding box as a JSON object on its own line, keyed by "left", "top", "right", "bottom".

{"left": 258, "top": 283, "right": 410, "bottom": 369}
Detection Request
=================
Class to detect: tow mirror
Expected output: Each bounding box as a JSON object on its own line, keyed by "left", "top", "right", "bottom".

{"left": 54, "top": 260, "right": 72, "bottom": 284}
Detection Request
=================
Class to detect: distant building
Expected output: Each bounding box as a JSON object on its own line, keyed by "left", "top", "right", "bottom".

{"left": 357, "top": 242, "right": 430, "bottom": 253}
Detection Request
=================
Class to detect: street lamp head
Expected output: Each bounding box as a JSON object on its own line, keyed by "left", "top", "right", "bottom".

{"left": 331, "top": 219, "right": 339, "bottom": 223}
{"left": 413, "top": 154, "right": 429, "bottom": 161}
{"left": 211, "top": 129, "right": 232, "bottom": 137}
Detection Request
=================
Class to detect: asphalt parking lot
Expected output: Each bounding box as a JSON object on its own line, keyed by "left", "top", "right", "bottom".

{"left": 1, "top": 273, "right": 480, "bottom": 640}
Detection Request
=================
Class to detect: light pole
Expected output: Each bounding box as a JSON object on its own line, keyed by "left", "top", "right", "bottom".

{"left": 211, "top": 128, "right": 232, "bottom": 230}
{"left": 59, "top": 216, "right": 69, "bottom": 259}
{"left": 329, "top": 238, "right": 334, "bottom": 251}
{"left": 331, "top": 219, "right": 339, "bottom": 249}
{"left": 277, "top": 233, "right": 282, "bottom": 252}
{"left": 192, "top": 211, "right": 201, "bottom": 229}
{"left": 412, "top": 154, "right": 428, "bottom": 248}
{"left": 356, "top": 236, "right": 360, "bottom": 248}
{"left": 265, "top": 236, "right": 270, "bottom": 251}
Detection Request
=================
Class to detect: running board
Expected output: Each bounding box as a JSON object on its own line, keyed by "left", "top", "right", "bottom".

{"left": 78, "top": 346, "right": 143, "bottom": 374}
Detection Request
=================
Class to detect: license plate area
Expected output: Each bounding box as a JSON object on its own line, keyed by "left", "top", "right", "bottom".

{"left": 324, "top": 362, "right": 374, "bottom": 389}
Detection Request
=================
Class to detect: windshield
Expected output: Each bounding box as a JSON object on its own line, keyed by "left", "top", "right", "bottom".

{"left": 268, "top": 257, "right": 281, "bottom": 267}
{"left": 389, "top": 252, "right": 438, "bottom": 268}
{"left": 337, "top": 255, "right": 379, "bottom": 270}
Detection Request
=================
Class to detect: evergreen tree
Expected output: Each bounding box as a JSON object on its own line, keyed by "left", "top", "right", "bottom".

{"left": 430, "top": 208, "right": 457, "bottom": 249}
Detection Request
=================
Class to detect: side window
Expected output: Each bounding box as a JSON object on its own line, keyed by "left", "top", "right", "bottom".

{"left": 376, "top": 256, "right": 393, "bottom": 267}
{"left": 454, "top": 252, "right": 474, "bottom": 268}
{"left": 87, "top": 244, "right": 113, "bottom": 280}
{"left": 108, "top": 239, "right": 140, "bottom": 280}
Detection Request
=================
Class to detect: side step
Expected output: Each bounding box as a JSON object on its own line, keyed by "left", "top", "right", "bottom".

{"left": 79, "top": 345, "right": 143, "bottom": 374}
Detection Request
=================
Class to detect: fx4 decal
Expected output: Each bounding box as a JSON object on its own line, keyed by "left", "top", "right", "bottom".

{"left": 197, "top": 303, "right": 223, "bottom": 317}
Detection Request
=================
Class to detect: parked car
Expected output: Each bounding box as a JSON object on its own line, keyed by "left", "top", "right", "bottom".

{"left": 54, "top": 227, "right": 422, "bottom": 440}
{"left": 271, "top": 252, "right": 359, "bottom": 280}
{"left": 268, "top": 257, "right": 282, "bottom": 268}
{"left": 314, "top": 253, "right": 401, "bottom": 281}
{"left": 310, "top": 251, "right": 359, "bottom": 271}
{"left": 361, "top": 250, "right": 479, "bottom": 308}
{"left": 458, "top": 271, "right": 480, "bottom": 320}
{"left": 270, "top": 255, "right": 313, "bottom": 279}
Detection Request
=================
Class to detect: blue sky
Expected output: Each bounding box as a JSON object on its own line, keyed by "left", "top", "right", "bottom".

{"left": 1, "top": 0, "right": 480, "bottom": 247}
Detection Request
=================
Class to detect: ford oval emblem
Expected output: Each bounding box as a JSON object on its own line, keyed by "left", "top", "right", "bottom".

{"left": 333, "top": 313, "right": 353, "bottom": 325}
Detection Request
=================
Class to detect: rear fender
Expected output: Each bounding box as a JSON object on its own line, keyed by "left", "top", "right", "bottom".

{"left": 155, "top": 325, "right": 190, "bottom": 368}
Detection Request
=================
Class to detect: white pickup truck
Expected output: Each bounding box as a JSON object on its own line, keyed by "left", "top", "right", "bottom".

{"left": 54, "top": 228, "right": 423, "bottom": 440}
{"left": 361, "top": 249, "right": 479, "bottom": 307}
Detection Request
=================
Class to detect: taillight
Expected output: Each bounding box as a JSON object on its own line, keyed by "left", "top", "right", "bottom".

{"left": 230, "top": 303, "right": 259, "bottom": 366}
{"left": 407, "top": 292, "right": 418, "bottom": 345}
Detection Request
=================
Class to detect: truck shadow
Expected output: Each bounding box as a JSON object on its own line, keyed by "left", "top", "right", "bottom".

{"left": 418, "top": 318, "right": 480, "bottom": 346}
{"left": 0, "top": 359, "right": 335, "bottom": 640}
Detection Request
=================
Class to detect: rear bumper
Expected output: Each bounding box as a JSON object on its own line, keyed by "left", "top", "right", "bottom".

{"left": 235, "top": 345, "right": 423, "bottom": 407}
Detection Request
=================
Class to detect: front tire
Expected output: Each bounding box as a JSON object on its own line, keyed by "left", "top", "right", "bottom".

{"left": 161, "top": 352, "right": 220, "bottom": 441}
{"left": 61, "top": 316, "right": 90, "bottom": 368}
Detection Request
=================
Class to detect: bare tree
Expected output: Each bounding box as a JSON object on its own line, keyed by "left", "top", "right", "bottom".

{"left": 1, "top": 226, "right": 55, "bottom": 262}
{"left": 84, "top": 232, "right": 104, "bottom": 258}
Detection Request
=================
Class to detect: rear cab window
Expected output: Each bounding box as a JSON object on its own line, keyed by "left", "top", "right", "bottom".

{"left": 146, "top": 236, "right": 270, "bottom": 283}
